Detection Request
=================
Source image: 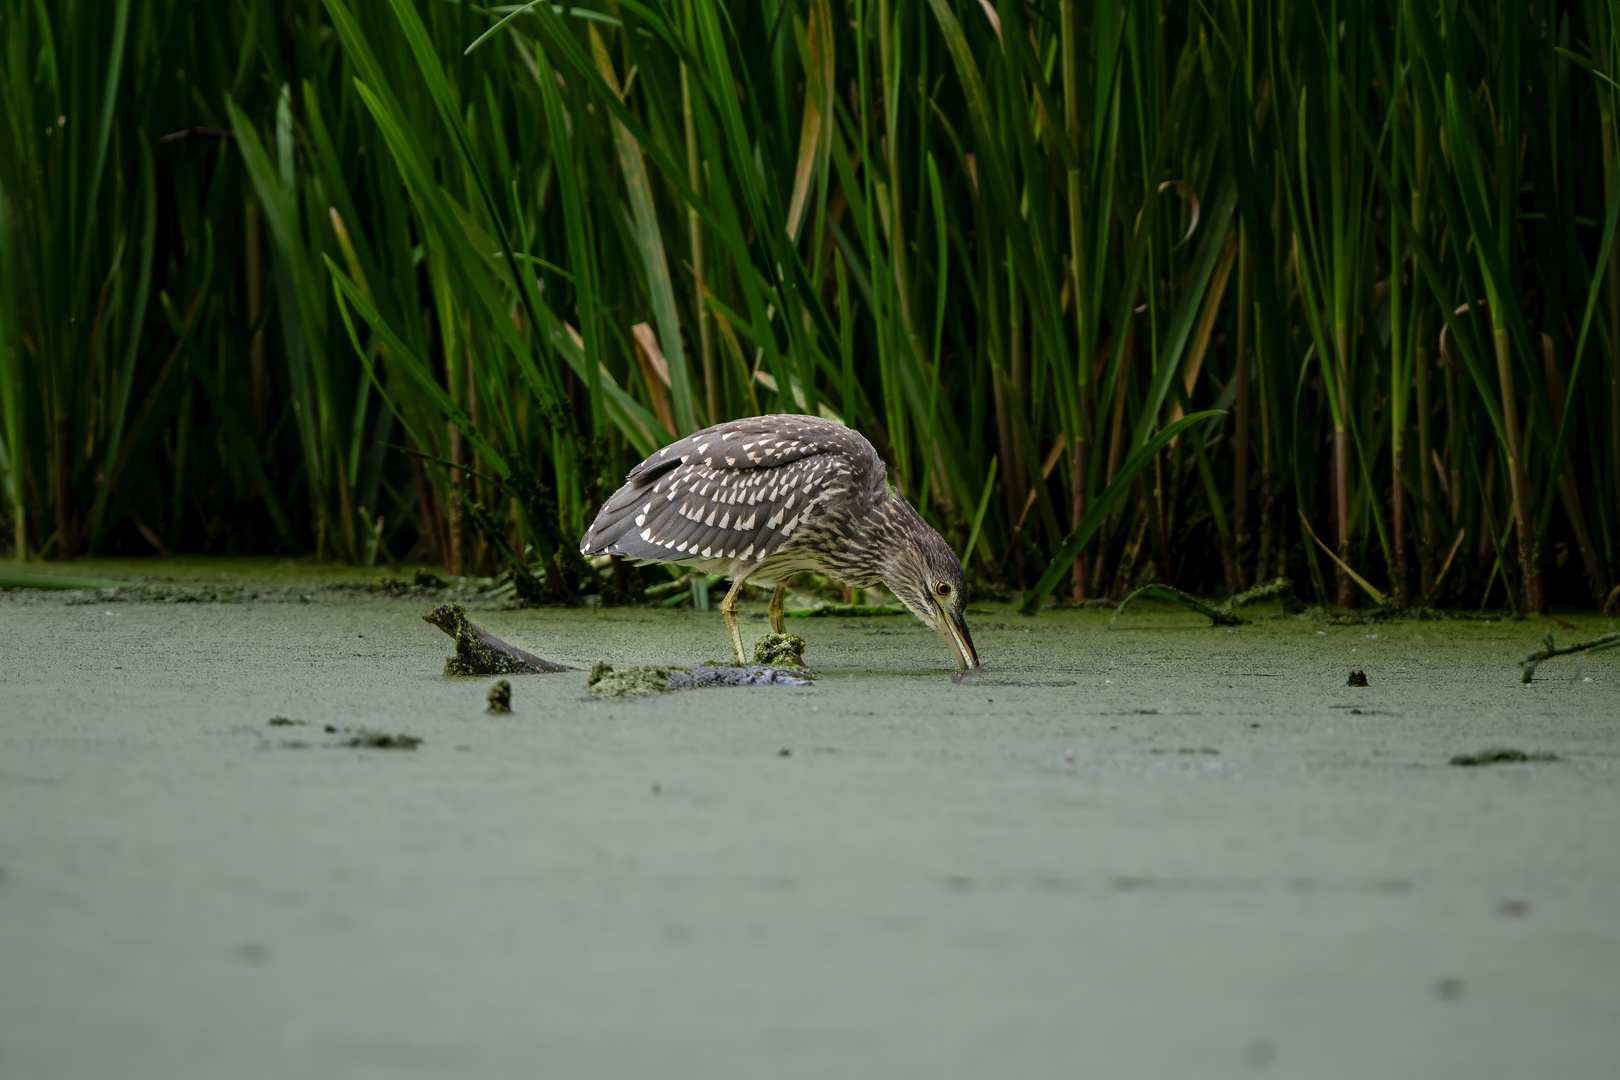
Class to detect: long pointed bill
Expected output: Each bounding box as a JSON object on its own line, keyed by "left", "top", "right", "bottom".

{"left": 941, "top": 608, "right": 979, "bottom": 673}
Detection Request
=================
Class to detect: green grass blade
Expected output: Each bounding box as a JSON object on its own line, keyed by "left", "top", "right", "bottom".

{"left": 1022, "top": 411, "right": 1227, "bottom": 615}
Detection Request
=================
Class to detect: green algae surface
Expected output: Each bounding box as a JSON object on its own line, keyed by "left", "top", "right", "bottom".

{"left": 2, "top": 562, "right": 1618, "bottom": 1078}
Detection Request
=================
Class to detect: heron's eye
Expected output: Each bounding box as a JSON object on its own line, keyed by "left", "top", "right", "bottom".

{"left": 935, "top": 582, "right": 952, "bottom": 598}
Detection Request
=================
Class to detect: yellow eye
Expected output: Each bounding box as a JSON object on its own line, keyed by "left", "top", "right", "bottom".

{"left": 936, "top": 582, "right": 952, "bottom": 598}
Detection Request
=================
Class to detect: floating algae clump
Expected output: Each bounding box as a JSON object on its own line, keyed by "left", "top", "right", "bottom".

{"left": 342, "top": 729, "right": 422, "bottom": 750}
{"left": 374, "top": 569, "right": 452, "bottom": 598}
{"left": 587, "top": 662, "right": 684, "bottom": 699}
{"left": 486, "top": 679, "right": 513, "bottom": 714}
{"left": 1450, "top": 748, "right": 1559, "bottom": 767}
{"left": 751, "top": 632, "right": 809, "bottom": 670}
{"left": 586, "top": 659, "right": 812, "bottom": 699}
{"left": 423, "top": 603, "right": 572, "bottom": 676}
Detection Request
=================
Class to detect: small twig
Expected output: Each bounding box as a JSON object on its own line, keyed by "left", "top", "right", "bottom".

{"left": 1519, "top": 631, "right": 1620, "bottom": 683}
{"left": 130, "top": 511, "right": 173, "bottom": 557}
{"left": 159, "top": 127, "right": 235, "bottom": 144}
{"left": 390, "top": 444, "right": 502, "bottom": 486}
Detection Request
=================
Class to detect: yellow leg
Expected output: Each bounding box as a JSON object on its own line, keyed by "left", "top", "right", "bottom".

{"left": 768, "top": 583, "right": 788, "bottom": 634}
{"left": 721, "top": 576, "right": 748, "bottom": 664}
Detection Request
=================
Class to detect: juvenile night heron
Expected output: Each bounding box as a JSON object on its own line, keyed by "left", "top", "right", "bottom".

{"left": 580, "top": 414, "right": 979, "bottom": 673}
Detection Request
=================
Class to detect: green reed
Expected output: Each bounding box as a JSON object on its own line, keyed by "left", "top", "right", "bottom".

{"left": 1, "top": 1, "right": 1616, "bottom": 613}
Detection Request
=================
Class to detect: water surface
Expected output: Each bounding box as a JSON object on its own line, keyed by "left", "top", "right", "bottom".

{"left": 2, "top": 561, "right": 1616, "bottom": 1078}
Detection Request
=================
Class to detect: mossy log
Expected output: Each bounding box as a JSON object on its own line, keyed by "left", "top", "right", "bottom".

{"left": 423, "top": 603, "right": 572, "bottom": 676}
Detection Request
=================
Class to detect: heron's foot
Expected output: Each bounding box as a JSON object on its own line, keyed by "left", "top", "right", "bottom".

{"left": 719, "top": 577, "right": 750, "bottom": 664}
{"left": 721, "top": 609, "right": 749, "bottom": 664}
{"left": 723, "top": 623, "right": 748, "bottom": 664}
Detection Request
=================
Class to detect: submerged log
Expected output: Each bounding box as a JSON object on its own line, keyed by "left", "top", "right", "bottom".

{"left": 586, "top": 661, "right": 811, "bottom": 699}
{"left": 423, "top": 603, "right": 573, "bottom": 676}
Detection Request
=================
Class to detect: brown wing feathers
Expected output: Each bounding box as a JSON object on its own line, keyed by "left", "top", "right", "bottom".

{"left": 581, "top": 415, "right": 880, "bottom": 568}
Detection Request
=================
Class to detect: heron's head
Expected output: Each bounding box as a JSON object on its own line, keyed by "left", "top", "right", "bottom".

{"left": 884, "top": 524, "right": 979, "bottom": 673}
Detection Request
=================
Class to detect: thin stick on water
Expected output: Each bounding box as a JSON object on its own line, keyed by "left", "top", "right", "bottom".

{"left": 1518, "top": 631, "right": 1620, "bottom": 683}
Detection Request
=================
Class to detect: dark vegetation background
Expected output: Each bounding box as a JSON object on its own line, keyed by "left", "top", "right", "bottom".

{"left": 2, "top": 0, "right": 1618, "bottom": 613}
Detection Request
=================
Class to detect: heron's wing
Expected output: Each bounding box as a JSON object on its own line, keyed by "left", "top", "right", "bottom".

{"left": 625, "top": 414, "right": 878, "bottom": 481}
{"left": 581, "top": 414, "right": 882, "bottom": 566}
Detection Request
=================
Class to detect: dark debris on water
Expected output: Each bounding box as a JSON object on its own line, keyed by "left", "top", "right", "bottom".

{"left": 1450, "top": 748, "right": 1559, "bottom": 767}
{"left": 341, "top": 729, "right": 422, "bottom": 750}
{"left": 1451, "top": 751, "right": 1561, "bottom": 767}
{"left": 261, "top": 718, "right": 421, "bottom": 750}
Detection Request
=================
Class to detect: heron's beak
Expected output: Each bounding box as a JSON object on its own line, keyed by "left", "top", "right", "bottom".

{"left": 939, "top": 606, "right": 979, "bottom": 673}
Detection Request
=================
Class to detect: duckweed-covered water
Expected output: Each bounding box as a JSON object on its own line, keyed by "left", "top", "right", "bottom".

{"left": 2, "top": 559, "right": 1617, "bottom": 1078}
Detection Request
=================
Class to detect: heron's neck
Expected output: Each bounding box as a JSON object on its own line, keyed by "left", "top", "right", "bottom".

{"left": 866, "top": 491, "right": 929, "bottom": 586}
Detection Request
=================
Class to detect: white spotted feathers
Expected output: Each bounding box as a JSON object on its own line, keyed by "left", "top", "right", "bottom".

{"left": 580, "top": 414, "right": 889, "bottom": 582}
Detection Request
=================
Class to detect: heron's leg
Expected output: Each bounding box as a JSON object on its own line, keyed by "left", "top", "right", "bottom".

{"left": 720, "top": 576, "right": 748, "bottom": 665}
{"left": 768, "top": 583, "right": 788, "bottom": 635}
